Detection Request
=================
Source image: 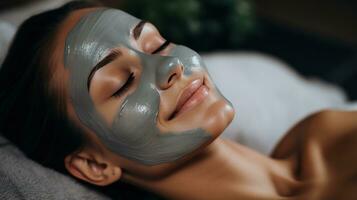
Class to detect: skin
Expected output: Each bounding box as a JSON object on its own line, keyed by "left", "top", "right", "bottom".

{"left": 50, "top": 7, "right": 234, "bottom": 182}
{"left": 64, "top": 8, "right": 220, "bottom": 166}
{"left": 48, "top": 7, "right": 357, "bottom": 200}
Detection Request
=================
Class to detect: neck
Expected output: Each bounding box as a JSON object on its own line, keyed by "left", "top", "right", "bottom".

{"left": 123, "top": 139, "right": 296, "bottom": 200}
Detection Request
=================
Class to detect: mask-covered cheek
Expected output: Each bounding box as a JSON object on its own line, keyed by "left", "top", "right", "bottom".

{"left": 109, "top": 54, "right": 161, "bottom": 143}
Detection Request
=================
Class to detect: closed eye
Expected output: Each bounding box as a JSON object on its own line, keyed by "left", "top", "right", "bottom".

{"left": 112, "top": 72, "right": 135, "bottom": 97}
{"left": 152, "top": 40, "right": 170, "bottom": 54}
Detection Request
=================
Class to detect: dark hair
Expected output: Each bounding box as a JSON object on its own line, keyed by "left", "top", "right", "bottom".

{"left": 0, "top": 2, "right": 166, "bottom": 199}
{"left": 0, "top": 1, "right": 98, "bottom": 174}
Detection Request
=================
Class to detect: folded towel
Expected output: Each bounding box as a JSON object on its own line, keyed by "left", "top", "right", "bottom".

{"left": 0, "top": 135, "right": 110, "bottom": 200}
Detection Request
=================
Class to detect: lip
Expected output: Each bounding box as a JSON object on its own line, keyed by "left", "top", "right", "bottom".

{"left": 169, "top": 78, "right": 209, "bottom": 120}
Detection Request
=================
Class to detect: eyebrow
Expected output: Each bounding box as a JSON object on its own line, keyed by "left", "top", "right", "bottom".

{"left": 87, "top": 50, "right": 122, "bottom": 91}
{"left": 133, "top": 20, "right": 147, "bottom": 40}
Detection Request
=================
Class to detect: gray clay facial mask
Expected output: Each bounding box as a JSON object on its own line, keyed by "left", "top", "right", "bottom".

{"left": 64, "top": 8, "right": 213, "bottom": 165}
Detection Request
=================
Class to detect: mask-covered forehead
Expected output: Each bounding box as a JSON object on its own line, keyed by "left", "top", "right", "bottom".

{"left": 64, "top": 8, "right": 140, "bottom": 76}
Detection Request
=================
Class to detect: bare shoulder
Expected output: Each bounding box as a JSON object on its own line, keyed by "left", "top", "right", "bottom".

{"left": 272, "top": 109, "right": 357, "bottom": 158}
{"left": 272, "top": 110, "right": 357, "bottom": 199}
{"left": 303, "top": 109, "right": 357, "bottom": 133}
{"left": 300, "top": 110, "right": 357, "bottom": 145}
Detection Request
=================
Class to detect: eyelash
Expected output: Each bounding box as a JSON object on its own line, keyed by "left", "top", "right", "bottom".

{"left": 112, "top": 72, "right": 135, "bottom": 97}
{"left": 152, "top": 40, "right": 170, "bottom": 54}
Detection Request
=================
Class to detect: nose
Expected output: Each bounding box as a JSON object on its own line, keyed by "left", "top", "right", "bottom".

{"left": 156, "top": 57, "right": 183, "bottom": 90}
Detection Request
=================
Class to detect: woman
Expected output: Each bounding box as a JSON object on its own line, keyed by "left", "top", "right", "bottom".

{"left": 1, "top": 1, "right": 356, "bottom": 200}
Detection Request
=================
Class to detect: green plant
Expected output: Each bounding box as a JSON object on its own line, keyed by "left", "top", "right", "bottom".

{"left": 122, "top": 0, "right": 256, "bottom": 51}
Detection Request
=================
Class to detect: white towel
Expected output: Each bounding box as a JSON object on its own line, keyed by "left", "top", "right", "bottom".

{"left": 203, "top": 52, "right": 348, "bottom": 154}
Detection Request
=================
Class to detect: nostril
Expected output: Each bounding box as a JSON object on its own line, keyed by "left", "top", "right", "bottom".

{"left": 168, "top": 73, "right": 177, "bottom": 84}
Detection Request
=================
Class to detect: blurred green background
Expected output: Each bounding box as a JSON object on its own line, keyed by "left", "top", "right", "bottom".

{"left": 116, "top": 0, "right": 357, "bottom": 100}
{"left": 115, "top": 0, "right": 357, "bottom": 100}
{"left": 121, "top": 0, "right": 256, "bottom": 52}
{"left": 0, "top": 0, "right": 357, "bottom": 199}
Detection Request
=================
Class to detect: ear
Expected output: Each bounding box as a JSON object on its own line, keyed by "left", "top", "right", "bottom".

{"left": 64, "top": 147, "right": 122, "bottom": 186}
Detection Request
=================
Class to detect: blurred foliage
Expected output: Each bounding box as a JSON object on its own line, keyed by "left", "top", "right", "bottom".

{"left": 121, "top": 0, "right": 257, "bottom": 52}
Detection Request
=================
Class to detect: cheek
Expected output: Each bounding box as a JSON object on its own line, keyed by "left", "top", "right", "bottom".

{"left": 95, "top": 98, "right": 124, "bottom": 126}
{"left": 110, "top": 78, "right": 160, "bottom": 131}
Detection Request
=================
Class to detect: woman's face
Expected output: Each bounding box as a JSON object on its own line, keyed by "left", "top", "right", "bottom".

{"left": 54, "top": 8, "right": 234, "bottom": 168}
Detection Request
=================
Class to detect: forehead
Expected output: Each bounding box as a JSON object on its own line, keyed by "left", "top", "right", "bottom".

{"left": 52, "top": 8, "right": 140, "bottom": 70}
{"left": 50, "top": 7, "right": 99, "bottom": 75}
{"left": 69, "top": 8, "right": 140, "bottom": 40}
{"left": 50, "top": 8, "right": 141, "bottom": 92}
{"left": 47, "top": 8, "right": 99, "bottom": 94}
{"left": 64, "top": 8, "right": 141, "bottom": 71}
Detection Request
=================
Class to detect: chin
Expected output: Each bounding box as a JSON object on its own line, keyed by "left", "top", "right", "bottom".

{"left": 199, "top": 72, "right": 235, "bottom": 137}
{"left": 202, "top": 98, "right": 235, "bottom": 138}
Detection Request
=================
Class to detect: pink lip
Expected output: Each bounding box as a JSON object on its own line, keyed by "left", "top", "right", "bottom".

{"left": 170, "top": 79, "right": 209, "bottom": 120}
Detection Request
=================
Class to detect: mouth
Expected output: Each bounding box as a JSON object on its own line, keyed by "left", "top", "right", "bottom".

{"left": 169, "top": 78, "right": 209, "bottom": 120}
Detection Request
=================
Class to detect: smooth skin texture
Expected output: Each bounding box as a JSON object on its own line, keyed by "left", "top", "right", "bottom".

{"left": 49, "top": 7, "right": 357, "bottom": 200}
